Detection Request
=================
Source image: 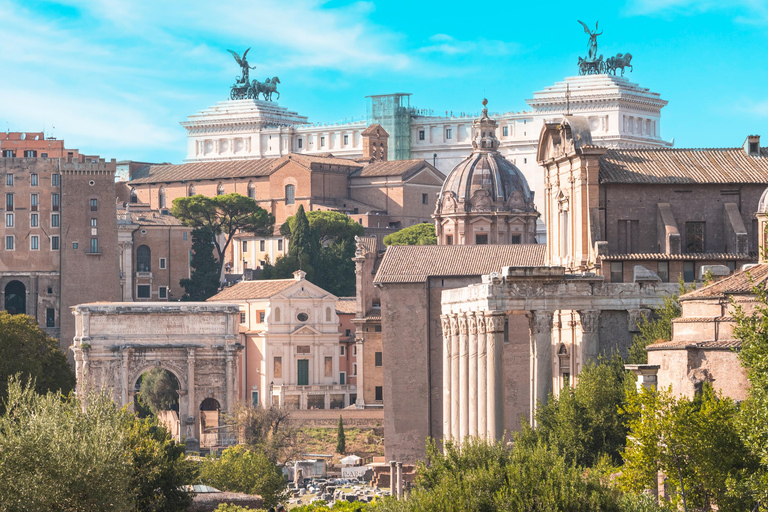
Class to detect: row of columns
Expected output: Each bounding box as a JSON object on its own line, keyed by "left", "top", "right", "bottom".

{"left": 441, "top": 311, "right": 506, "bottom": 443}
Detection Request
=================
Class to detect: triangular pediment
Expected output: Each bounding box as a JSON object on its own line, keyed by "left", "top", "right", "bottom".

{"left": 274, "top": 280, "right": 336, "bottom": 300}
{"left": 292, "top": 325, "right": 322, "bottom": 335}
{"left": 468, "top": 216, "right": 493, "bottom": 225}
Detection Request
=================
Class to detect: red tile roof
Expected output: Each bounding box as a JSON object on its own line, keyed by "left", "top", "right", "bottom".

{"left": 207, "top": 279, "right": 297, "bottom": 301}
{"left": 647, "top": 339, "right": 742, "bottom": 350}
{"left": 335, "top": 297, "right": 356, "bottom": 315}
{"left": 374, "top": 244, "right": 546, "bottom": 284}
{"left": 681, "top": 263, "right": 768, "bottom": 300}
{"left": 601, "top": 252, "right": 756, "bottom": 261}
{"left": 351, "top": 160, "right": 444, "bottom": 180}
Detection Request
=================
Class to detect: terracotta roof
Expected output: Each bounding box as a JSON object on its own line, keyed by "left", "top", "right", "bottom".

{"left": 365, "top": 309, "right": 382, "bottom": 321}
{"left": 351, "top": 159, "right": 444, "bottom": 180}
{"left": 647, "top": 339, "right": 742, "bottom": 350}
{"left": 599, "top": 148, "right": 768, "bottom": 185}
{"left": 285, "top": 153, "right": 363, "bottom": 172}
{"left": 355, "top": 236, "right": 378, "bottom": 256}
{"left": 361, "top": 124, "right": 389, "bottom": 137}
{"left": 117, "top": 208, "right": 185, "bottom": 226}
{"left": 681, "top": 263, "right": 768, "bottom": 300}
{"left": 335, "top": 297, "right": 356, "bottom": 315}
{"left": 601, "top": 252, "right": 756, "bottom": 261}
{"left": 207, "top": 279, "right": 297, "bottom": 301}
{"left": 374, "top": 244, "right": 546, "bottom": 284}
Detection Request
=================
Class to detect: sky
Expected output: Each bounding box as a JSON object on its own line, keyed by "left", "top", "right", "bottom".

{"left": 2, "top": 0, "right": 768, "bottom": 163}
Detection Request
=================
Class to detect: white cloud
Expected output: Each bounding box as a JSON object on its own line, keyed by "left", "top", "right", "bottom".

{"left": 419, "top": 33, "right": 522, "bottom": 57}
{"left": 627, "top": 0, "right": 768, "bottom": 23}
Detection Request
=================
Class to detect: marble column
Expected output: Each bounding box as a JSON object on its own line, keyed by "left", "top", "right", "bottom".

{"left": 528, "top": 311, "right": 554, "bottom": 425}
{"left": 440, "top": 315, "right": 452, "bottom": 442}
{"left": 120, "top": 347, "right": 132, "bottom": 407}
{"left": 468, "top": 314, "right": 478, "bottom": 437}
{"left": 458, "top": 313, "right": 469, "bottom": 441}
{"left": 396, "top": 461, "right": 403, "bottom": 500}
{"left": 355, "top": 335, "right": 365, "bottom": 406}
{"left": 389, "top": 461, "right": 396, "bottom": 496}
{"left": 485, "top": 311, "right": 506, "bottom": 441}
{"left": 578, "top": 310, "right": 600, "bottom": 368}
{"left": 449, "top": 315, "right": 460, "bottom": 442}
{"left": 225, "top": 348, "right": 234, "bottom": 415}
{"left": 475, "top": 311, "right": 487, "bottom": 440}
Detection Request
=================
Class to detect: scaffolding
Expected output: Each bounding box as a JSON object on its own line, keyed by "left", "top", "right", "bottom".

{"left": 366, "top": 93, "right": 412, "bottom": 161}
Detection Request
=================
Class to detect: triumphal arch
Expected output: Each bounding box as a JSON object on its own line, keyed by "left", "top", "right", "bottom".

{"left": 71, "top": 302, "right": 243, "bottom": 449}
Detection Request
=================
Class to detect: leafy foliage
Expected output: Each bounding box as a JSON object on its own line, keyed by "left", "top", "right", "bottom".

{"left": 226, "top": 403, "right": 299, "bottom": 464}
{"left": 627, "top": 282, "right": 691, "bottom": 364}
{"left": 180, "top": 227, "right": 221, "bottom": 301}
{"left": 383, "top": 223, "right": 436, "bottom": 246}
{"left": 621, "top": 384, "right": 759, "bottom": 511}
{"left": 199, "top": 445, "right": 288, "bottom": 508}
{"left": 0, "top": 311, "right": 74, "bottom": 413}
{"left": 518, "top": 355, "right": 633, "bottom": 467}
{"left": 293, "top": 501, "right": 368, "bottom": 511}
{"left": 336, "top": 415, "right": 346, "bottom": 454}
{"left": 172, "top": 193, "right": 275, "bottom": 278}
{"left": 137, "top": 368, "right": 180, "bottom": 415}
{"left": 267, "top": 210, "right": 364, "bottom": 296}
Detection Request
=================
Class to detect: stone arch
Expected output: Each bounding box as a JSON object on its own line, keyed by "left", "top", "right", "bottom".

{"left": 247, "top": 181, "right": 256, "bottom": 199}
{"left": 132, "top": 364, "right": 185, "bottom": 413}
{"left": 4, "top": 280, "right": 26, "bottom": 315}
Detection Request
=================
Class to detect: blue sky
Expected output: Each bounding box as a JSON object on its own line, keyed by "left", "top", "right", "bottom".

{"left": 2, "top": 0, "right": 768, "bottom": 163}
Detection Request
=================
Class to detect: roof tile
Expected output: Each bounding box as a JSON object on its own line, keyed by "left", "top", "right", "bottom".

{"left": 335, "top": 297, "right": 356, "bottom": 315}
{"left": 207, "top": 279, "right": 297, "bottom": 301}
{"left": 681, "top": 263, "right": 768, "bottom": 299}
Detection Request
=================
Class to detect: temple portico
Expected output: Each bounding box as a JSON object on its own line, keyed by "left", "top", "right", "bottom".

{"left": 440, "top": 266, "right": 675, "bottom": 443}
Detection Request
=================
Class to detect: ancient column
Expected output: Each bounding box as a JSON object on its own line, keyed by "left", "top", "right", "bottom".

{"left": 458, "top": 313, "right": 469, "bottom": 441}
{"left": 475, "top": 311, "right": 487, "bottom": 440}
{"left": 449, "top": 315, "right": 460, "bottom": 442}
{"left": 440, "top": 315, "right": 452, "bottom": 442}
{"left": 396, "top": 461, "right": 403, "bottom": 500}
{"left": 468, "top": 314, "right": 478, "bottom": 437}
{"left": 355, "top": 335, "right": 365, "bottom": 407}
{"left": 225, "top": 348, "right": 234, "bottom": 415}
{"left": 578, "top": 310, "right": 600, "bottom": 368}
{"left": 529, "top": 311, "right": 554, "bottom": 424}
{"left": 120, "top": 347, "right": 132, "bottom": 407}
{"left": 389, "top": 460, "right": 397, "bottom": 496}
{"left": 187, "top": 348, "right": 197, "bottom": 420}
{"left": 485, "top": 311, "right": 506, "bottom": 441}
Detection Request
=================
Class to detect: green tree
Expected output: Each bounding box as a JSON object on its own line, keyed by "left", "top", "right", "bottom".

{"left": 137, "top": 368, "right": 180, "bottom": 415}
{"left": 180, "top": 227, "right": 221, "bottom": 301}
{"left": 383, "top": 223, "right": 437, "bottom": 246}
{"left": 519, "top": 355, "right": 633, "bottom": 467}
{"left": 227, "top": 403, "right": 299, "bottom": 464}
{"left": 621, "top": 384, "right": 759, "bottom": 511}
{"left": 0, "top": 311, "right": 74, "bottom": 413}
{"left": 336, "top": 415, "right": 346, "bottom": 454}
{"left": 171, "top": 193, "right": 275, "bottom": 278}
{"left": 627, "top": 282, "right": 691, "bottom": 364}
{"left": 199, "top": 445, "right": 288, "bottom": 508}
{"left": 287, "top": 205, "right": 316, "bottom": 270}
{"left": 126, "top": 416, "right": 197, "bottom": 512}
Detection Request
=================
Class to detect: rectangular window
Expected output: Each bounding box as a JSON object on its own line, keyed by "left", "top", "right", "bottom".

{"left": 52, "top": 194, "right": 59, "bottom": 211}
{"left": 418, "top": 130, "right": 425, "bottom": 141}
{"left": 374, "top": 325, "right": 382, "bottom": 332}
{"left": 610, "top": 262, "right": 624, "bottom": 283}
{"left": 158, "top": 286, "right": 167, "bottom": 299}
{"left": 90, "top": 218, "right": 97, "bottom": 227}
{"left": 51, "top": 174, "right": 60, "bottom": 187}
{"left": 446, "top": 235, "right": 453, "bottom": 245}
{"left": 30, "top": 174, "right": 37, "bottom": 186}
{"left": 51, "top": 213, "right": 59, "bottom": 227}
{"left": 51, "top": 236, "right": 59, "bottom": 250}
{"left": 5, "top": 213, "right": 13, "bottom": 227}
{"left": 30, "top": 194, "right": 38, "bottom": 212}
{"left": 240, "top": 312, "right": 246, "bottom": 324}
{"left": 657, "top": 261, "right": 669, "bottom": 282}
{"left": 251, "top": 391, "right": 259, "bottom": 407}
{"left": 340, "top": 345, "right": 345, "bottom": 356}
{"left": 90, "top": 238, "right": 98, "bottom": 253}
{"left": 343, "top": 135, "right": 349, "bottom": 145}
{"left": 41, "top": 153, "right": 47, "bottom": 158}
{"left": 24, "top": 150, "right": 36, "bottom": 158}
{"left": 159, "top": 258, "right": 166, "bottom": 269}
{"left": 617, "top": 220, "right": 640, "bottom": 253}
{"left": 683, "top": 261, "right": 695, "bottom": 283}
{"left": 182, "top": 231, "right": 188, "bottom": 241}
{"left": 375, "top": 386, "right": 383, "bottom": 401}
{"left": 46, "top": 308, "right": 55, "bottom": 327}
{"left": 242, "top": 240, "right": 248, "bottom": 252}
{"left": 375, "top": 351, "right": 383, "bottom": 367}
{"left": 353, "top": 345, "right": 357, "bottom": 356}
{"left": 422, "top": 193, "right": 428, "bottom": 205}
{"left": 339, "top": 372, "right": 346, "bottom": 385}
{"left": 6, "top": 193, "right": 13, "bottom": 211}
{"left": 320, "top": 136, "right": 326, "bottom": 147}
{"left": 352, "top": 363, "right": 357, "bottom": 376}
{"left": 274, "top": 357, "right": 283, "bottom": 378}
{"left": 2, "top": 150, "right": 13, "bottom": 158}
{"left": 30, "top": 213, "right": 38, "bottom": 227}
{"left": 5, "top": 235, "right": 13, "bottom": 250}
{"left": 445, "top": 128, "right": 452, "bottom": 139}
{"left": 685, "top": 222, "right": 705, "bottom": 253}
{"left": 297, "top": 359, "right": 309, "bottom": 386}
{"left": 502, "top": 126, "right": 509, "bottom": 137}
{"left": 260, "top": 240, "right": 265, "bottom": 251}
{"left": 475, "top": 233, "right": 488, "bottom": 245}
{"left": 137, "top": 285, "right": 150, "bottom": 298}
{"left": 259, "top": 311, "right": 266, "bottom": 323}
{"left": 30, "top": 235, "right": 38, "bottom": 250}
{"left": 90, "top": 198, "right": 98, "bottom": 212}
{"left": 6, "top": 174, "right": 12, "bottom": 186}
{"left": 72, "top": 241, "right": 78, "bottom": 250}
{"left": 325, "top": 356, "right": 333, "bottom": 378}
{"left": 297, "top": 139, "right": 303, "bottom": 149}
{"left": 511, "top": 235, "right": 521, "bottom": 244}
{"left": 277, "top": 239, "right": 283, "bottom": 251}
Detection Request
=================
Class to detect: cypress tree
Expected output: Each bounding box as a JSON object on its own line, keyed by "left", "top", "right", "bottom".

{"left": 336, "top": 415, "right": 346, "bottom": 454}
{"left": 179, "top": 227, "right": 220, "bottom": 301}
{"left": 288, "top": 204, "right": 312, "bottom": 269}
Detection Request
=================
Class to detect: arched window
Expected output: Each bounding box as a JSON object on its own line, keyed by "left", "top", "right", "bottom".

{"left": 217, "top": 182, "right": 225, "bottom": 195}
{"left": 136, "top": 245, "right": 151, "bottom": 272}
{"left": 248, "top": 181, "right": 256, "bottom": 200}
{"left": 4, "top": 280, "right": 26, "bottom": 315}
{"left": 285, "top": 184, "right": 295, "bottom": 205}
{"left": 274, "top": 307, "right": 281, "bottom": 322}
{"left": 130, "top": 188, "right": 138, "bottom": 204}
{"left": 558, "top": 344, "right": 570, "bottom": 388}
{"left": 325, "top": 307, "right": 331, "bottom": 322}
{"left": 158, "top": 187, "right": 166, "bottom": 209}
{"left": 188, "top": 184, "right": 195, "bottom": 197}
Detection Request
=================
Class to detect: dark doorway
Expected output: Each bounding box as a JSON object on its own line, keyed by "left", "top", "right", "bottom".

{"left": 4, "top": 281, "right": 26, "bottom": 315}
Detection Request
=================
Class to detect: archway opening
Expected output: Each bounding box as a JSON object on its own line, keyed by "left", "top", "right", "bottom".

{"left": 199, "top": 397, "right": 221, "bottom": 449}
{"left": 4, "top": 280, "right": 26, "bottom": 315}
{"left": 133, "top": 367, "right": 180, "bottom": 419}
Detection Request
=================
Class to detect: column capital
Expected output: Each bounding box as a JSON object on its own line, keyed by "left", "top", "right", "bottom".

{"left": 527, "top": 310, "right": 554, "bottom": 334}
{"left": 475, "top": 311, "right": 486, "bottom": 334}
{"left": 577, "top": 309, "right": 600, "bottom": 333}
{"left": 440, "top": 314, "right": 451, "bottom": 336}
{"left": 468, "top": 314, "right": 478, "bottom": 334}
{"left": 449, "top": 315, "right": 460, "bottom": 336}
{"left": 627, "top": 308, "right": 651, "bottom": 332}
{"left": 484, "top": 311, "right": 506, "bottom": 333}
{"left": 458, "top": 314, "right": 469, "bottom": 335}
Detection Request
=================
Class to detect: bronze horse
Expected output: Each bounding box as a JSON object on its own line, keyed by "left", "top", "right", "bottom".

{"left": 250, "top": 77, "right": 281, "bottom": 101}
{"left": 607, "top": 53, "right": 633, "bottom": 76}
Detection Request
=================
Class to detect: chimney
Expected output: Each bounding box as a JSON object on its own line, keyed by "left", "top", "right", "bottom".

{"left": 361, "top": 124, "right": 389, "bottom": 162}
{"left": 744, "top": 135, "right": 760, "bottom": 157}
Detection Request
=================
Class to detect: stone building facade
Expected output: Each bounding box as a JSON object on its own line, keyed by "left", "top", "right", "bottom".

{"left": 0, "top": 153, "right": 120, "bottom": 354}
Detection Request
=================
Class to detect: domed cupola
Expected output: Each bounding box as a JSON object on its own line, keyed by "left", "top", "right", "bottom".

{"left": 433, "top": 99, "right": 539, "bottom": 246}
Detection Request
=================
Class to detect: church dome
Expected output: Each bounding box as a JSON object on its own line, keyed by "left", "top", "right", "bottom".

{"left": 436, "top": 99, "right": 535, "bottom": 215}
